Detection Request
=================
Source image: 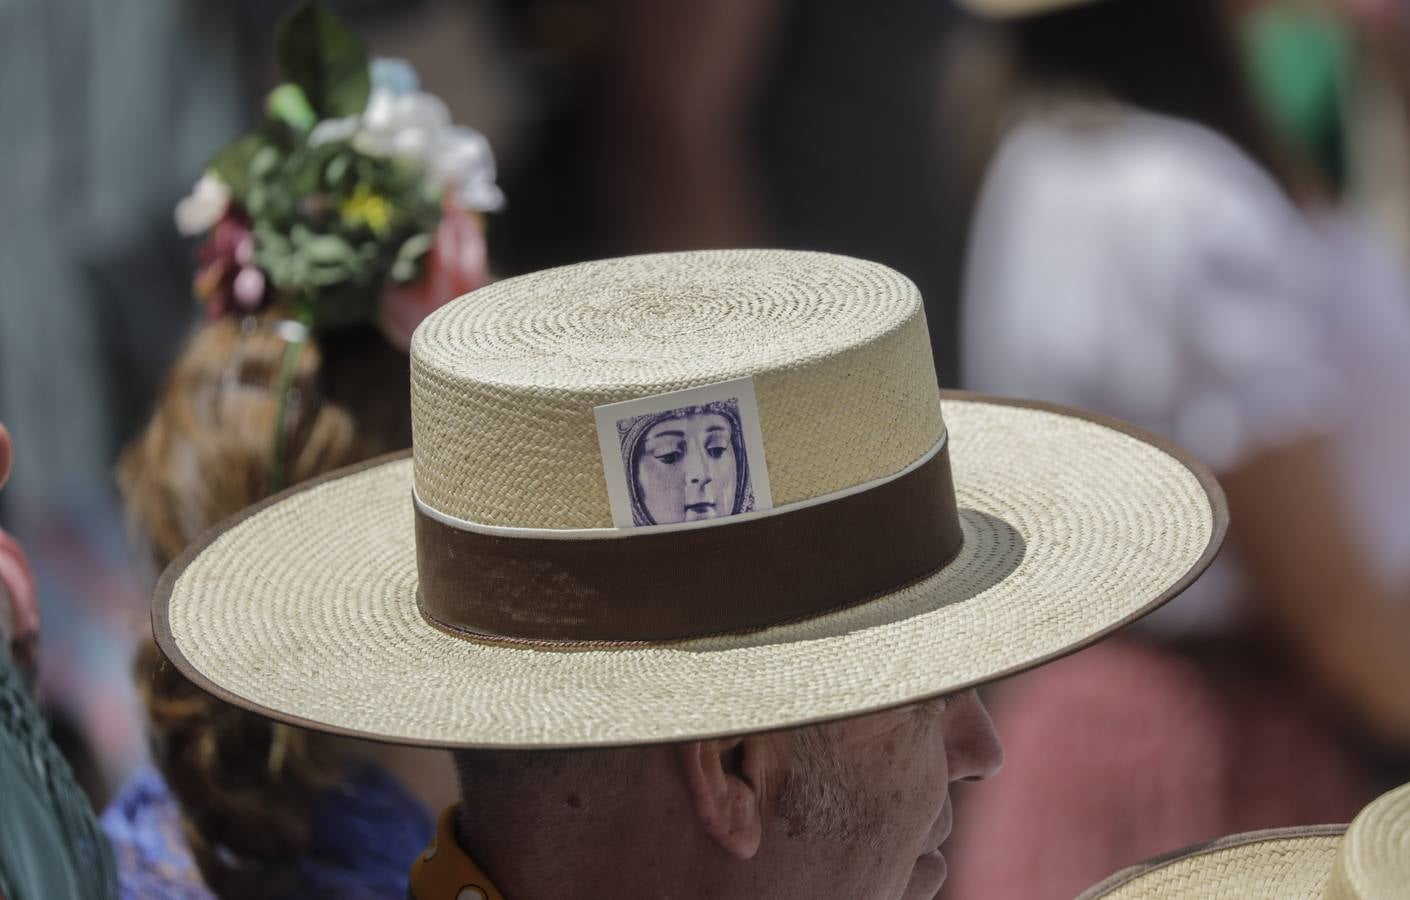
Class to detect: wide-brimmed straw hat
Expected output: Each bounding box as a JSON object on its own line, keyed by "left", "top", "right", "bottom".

{"left": 154, "top": 249, "right": 1225, "bottom": 749}
{"left": 1078, "top": 781, "right": 1410, "bottom": 899}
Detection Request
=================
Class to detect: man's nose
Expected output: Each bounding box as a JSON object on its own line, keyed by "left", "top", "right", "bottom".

{"left": 946, "top": 689, "right": 1003, "bottom": 783}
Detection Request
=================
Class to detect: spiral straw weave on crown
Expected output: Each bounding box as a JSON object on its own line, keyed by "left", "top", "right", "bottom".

{"left": 410, "top": 250, "right": 944, "bottom": 528}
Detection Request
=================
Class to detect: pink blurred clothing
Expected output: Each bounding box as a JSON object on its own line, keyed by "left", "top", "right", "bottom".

{"left": 942, "top": 638, "right": 1373, "bottom": 900}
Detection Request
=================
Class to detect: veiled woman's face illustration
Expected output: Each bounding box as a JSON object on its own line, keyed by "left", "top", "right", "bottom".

{"left": 635, "top": 412, "right": 738, "bottom": 524}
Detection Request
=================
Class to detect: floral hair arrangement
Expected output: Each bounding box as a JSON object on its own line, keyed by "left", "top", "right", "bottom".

{"left": 174, "top": 0, "right": 501, "bottom": 350}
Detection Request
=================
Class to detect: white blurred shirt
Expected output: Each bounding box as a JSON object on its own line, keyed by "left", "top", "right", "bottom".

{"left": 962, "top": 104, "right": 1410, "bottom": 634}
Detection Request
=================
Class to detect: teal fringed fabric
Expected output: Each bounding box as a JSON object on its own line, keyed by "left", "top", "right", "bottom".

{"left": 0, "top": 656, "right": 117, "bottom": 900}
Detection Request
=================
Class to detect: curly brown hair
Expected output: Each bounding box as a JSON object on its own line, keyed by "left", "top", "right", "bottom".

{"left": 119, "top": 315, "right": 412, "bottom": 897}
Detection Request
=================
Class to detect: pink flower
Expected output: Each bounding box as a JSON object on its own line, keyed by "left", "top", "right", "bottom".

{"left": 233, "top": 266, "right": 266, "bottom": 309}
{"left": 194, "top": 210, "right": 266, "bottom": 318}
{"left": 378, "top": 196, "right": 491, "bottom": 351}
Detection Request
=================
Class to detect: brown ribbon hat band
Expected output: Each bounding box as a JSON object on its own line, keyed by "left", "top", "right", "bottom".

{"left": 414, "top": 433, "right": 964, "bottom": 644}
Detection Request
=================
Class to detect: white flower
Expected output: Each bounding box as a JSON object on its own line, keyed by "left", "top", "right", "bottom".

{"left": 174, "top": 174, "right": 231, "bottom": 236}
{"left": 354, "top": 88, "right": 450, "bottom": 164}
{"left": 306, "top": 86, "right": 505, "bottom": 213}
{"left": 433, "top": 126, "right": 504, "bottom": 212}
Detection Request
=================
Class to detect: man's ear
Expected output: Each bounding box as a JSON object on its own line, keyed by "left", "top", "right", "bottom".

{"left": 676, "top": 736, "right": 769, "bottom": 859}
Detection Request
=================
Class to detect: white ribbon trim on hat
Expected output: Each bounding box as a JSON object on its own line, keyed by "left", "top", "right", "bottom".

{"left": 413, "top": 429, "right": 949, "bottom": 541}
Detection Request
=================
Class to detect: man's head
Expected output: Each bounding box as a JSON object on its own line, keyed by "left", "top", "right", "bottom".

{"left": 452, "top": 689, "right": 1002, "bottom": 899}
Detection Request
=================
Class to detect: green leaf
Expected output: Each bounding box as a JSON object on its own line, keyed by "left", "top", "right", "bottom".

{"left": 254, "top": 228, "right": 291, "bottom": 256}
{"left": 250, "top": 145, "right": 282, "bottom": 179}
{"left": 305, "top": 264, "right": 352, "bottom": 287}
{"left": 246, "top": 184, "right": 270, "bottom": 217}
{"left": 301, "top": 234, "right": 356, "bottom": 265}
{"left": 265, "top": 256, "right": 297, "bottom": 288}
{"left": 394, "top": 232, "right": 434, "bottom": 262}
{"left": 323, "top": 152, "right": 352, "bottom": 188}
{"left": 266, "top": 83, "right": 317, "bottom": 132}
{"left": 275, "top": 1, "right": 371, "bottom": 119}
{"left": 206, "top": 133, "right": 267, "bottom": 198}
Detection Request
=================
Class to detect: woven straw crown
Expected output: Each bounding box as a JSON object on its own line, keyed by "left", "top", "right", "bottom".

{"left": 411, "top": 250, "right": 943, "bottom": 528}
{"left": 1325, "top": 781, "right": 1410, "bottom": 900}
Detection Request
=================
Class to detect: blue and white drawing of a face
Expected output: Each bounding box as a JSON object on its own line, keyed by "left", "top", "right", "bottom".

{"left": 628, "top": 408, "right": 747, "bottom": 526}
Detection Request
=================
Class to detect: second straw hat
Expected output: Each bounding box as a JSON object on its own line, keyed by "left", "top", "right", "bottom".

{"left": 1078, "top": 781, "right": 1410, "bottom": 899}
{"left": 154, "top": 249, "right": 1224, "bottom": 748}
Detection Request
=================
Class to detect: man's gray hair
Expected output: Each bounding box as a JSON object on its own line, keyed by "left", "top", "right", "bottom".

{"left": 776, "top": 724, "right": 886, "bottom": 849}
{"left": 454, "top": 723, "right": 884, "bottom": 848}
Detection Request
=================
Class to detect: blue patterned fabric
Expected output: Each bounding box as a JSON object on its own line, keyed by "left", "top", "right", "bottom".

{"left": 102, "top": 763, "right": 433, "bottom": 899}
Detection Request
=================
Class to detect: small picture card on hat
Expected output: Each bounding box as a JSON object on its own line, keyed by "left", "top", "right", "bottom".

{"left": 594, "top": 377, "right": 773, "bottom": 529}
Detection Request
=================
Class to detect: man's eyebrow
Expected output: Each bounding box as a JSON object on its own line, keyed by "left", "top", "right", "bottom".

{"left": 705, "top": 426, "right": 726, "bottom": 433}
{"left": 647, "top": 430, "right": 685, "bottom": 439}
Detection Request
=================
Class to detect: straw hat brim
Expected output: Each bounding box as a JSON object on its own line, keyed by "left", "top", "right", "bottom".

{"left": 1076, "top": 826, "right": 1348, "bottom": 899}
{"left": 1081, "top": 781, "right": 1410, "bottom": 898}
{"left": 154, "top": 392, "right": 1226, "bottom": 749}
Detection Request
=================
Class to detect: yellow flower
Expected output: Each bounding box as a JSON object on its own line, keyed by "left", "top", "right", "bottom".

{"left": 340, "top": 185, "right": 393, "bottom": 234}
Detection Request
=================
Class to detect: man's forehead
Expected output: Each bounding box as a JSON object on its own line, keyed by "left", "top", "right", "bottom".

{"left": 826, "top": 695, "right": 953, "bottom": 743}
{"left": 915, "top": 693, "right": 957, "bottom": 716}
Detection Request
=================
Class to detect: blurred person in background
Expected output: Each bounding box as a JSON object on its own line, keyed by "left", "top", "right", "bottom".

{"left": 98, "top": 6, "right": 501, "bottom": 893}
{"left": 0, "top": 0, "right": 508, "bottom": 810}
{"left": 0, "top": 0, "right": 271, "bottom": 804}
{"left": 0, "top": 421, "right": 118, "bottom": 900}
{"left": 947, "top": 0, "right": 1410, "bottom": 897}
{"left": 102, "top": 227, "right": 492, "bottom": 898}
{"left": 488, "top": 0, "right": 970, "bottom": 383}
{"left": 1240, "top": 0, "right": 1410, "bottom": 260}
{"left": 103, "top": 316, "right": 453, "bottom": 899}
